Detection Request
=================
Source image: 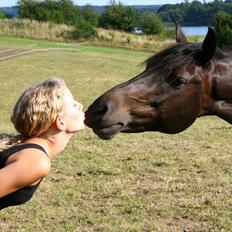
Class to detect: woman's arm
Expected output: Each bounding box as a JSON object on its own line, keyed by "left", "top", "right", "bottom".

{"left": 0, "top": 149, "right": 50, "bottom": 198}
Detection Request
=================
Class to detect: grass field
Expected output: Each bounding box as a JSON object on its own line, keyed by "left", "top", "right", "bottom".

{"left": 0, "top": 36, "right": 231, "bottom": 232}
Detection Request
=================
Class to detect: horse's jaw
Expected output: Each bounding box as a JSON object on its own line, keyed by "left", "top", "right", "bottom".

{"left": 91, "top": 125, "right": 147, "bottom": 140}
{"left": 91, "top": 125, "right": 187, "bottom": 140}
{"left": 92, "top": 124, "right": 124, "bottom": 140}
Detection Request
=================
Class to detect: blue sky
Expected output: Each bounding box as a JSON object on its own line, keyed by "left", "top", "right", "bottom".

{"left": 0, "top": 0, "right": 213, "bottom": 7}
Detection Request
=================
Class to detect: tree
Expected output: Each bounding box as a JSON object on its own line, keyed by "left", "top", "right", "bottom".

{"left": 81, "top": 4, "right": 99, "bottom": 27}
{"left": 18, "top": 0, "right": 81, "bottom": 25}
{"left": 72, "top": 18, "right": 97, "bottom": 39}
{"left": 99, "top": 0, "right": 139, "bottom": 32}
{"left": 213, "top": 11, "right": 232, "bottom": 46}
{"left": 140, "top": 12, "right": 164, "bottom": 35}
{"left": 18, "top": 0, "right": 37, "bottom": 20}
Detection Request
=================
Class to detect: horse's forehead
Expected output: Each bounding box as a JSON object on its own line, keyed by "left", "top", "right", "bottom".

{"left": 175, "top": 65, "right": 200, "bottom": 75}
{"left": 146, "top": 63, "right": 198, "bottom": 80}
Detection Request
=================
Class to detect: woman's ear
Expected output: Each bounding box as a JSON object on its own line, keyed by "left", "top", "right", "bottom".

{"left": 54, "top": 116, "right": 67, "bottom": 131}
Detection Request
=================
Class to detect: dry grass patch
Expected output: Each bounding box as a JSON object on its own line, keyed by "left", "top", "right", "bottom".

{"left": 0, "top": 18, "right": 74, "bottom": 41}
{"left": 0, "top": 19, "right": 205, "bottom": 52}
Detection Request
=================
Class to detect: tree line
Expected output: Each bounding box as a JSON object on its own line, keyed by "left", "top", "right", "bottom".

{"left": 158, "top": 0, "right": 232, "bottom": 26}
{"left": 0, "top": 0, "right": 231, "bottom": 46}
{"left": 16, "top": 0, "right": 164, "bottom": 37}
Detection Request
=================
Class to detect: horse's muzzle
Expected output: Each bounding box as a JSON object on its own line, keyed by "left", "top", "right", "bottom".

{"left": 92, "top": 124, "right": 124, "bottom": 140}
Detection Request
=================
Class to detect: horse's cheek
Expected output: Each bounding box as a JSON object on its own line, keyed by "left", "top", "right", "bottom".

{"left": 160, "top": 90, "right": 201, "bottom": 133}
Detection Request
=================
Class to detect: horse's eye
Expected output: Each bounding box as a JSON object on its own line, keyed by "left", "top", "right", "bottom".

{"left": 170, "top": 76, "right": 187, "bottom": 88}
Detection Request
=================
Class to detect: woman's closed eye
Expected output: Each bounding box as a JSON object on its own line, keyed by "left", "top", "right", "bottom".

{"left": 74, "top": 102, "right": 83, "bottom": 110}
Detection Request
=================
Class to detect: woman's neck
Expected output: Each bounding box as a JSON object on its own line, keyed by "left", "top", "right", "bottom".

{"left": 24, "top": 131, "right": 73, "bottom": 160}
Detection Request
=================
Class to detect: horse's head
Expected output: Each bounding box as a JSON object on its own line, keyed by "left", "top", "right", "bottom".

{"left": 85, "top": 27, "right": 217, "bottom": 139}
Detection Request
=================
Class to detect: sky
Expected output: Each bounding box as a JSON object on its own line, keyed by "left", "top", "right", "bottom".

{"left": 0, "top": 0, "right": 214, "bottom": 7}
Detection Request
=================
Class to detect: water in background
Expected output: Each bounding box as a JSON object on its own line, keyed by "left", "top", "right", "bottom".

{"left": 182, "top": 26, "right": 208, "bottom": 36}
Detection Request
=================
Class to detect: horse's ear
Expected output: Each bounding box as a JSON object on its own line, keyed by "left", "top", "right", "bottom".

{"left": 199, "top": 27, "right": 217, "bottom": 66}
{"left": 175, "top": 21, "right": 188, "bottom": 43}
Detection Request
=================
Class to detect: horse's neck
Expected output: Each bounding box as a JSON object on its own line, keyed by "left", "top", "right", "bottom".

{"left": 211, "top": 49, "right": 232, "bottom": 102}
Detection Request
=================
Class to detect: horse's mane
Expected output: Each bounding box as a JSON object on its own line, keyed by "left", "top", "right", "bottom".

{"left": 144, "top": 43, "right": 201, "bottom": 73}
{"left": 216, "top": 46, "right": 232, "bottom": 60}
{"left": 144, "top": 43, "right": 229, "bottom": 75}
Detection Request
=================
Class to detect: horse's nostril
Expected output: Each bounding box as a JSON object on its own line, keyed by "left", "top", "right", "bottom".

{"left": 98, "top": 104, "right": 108, "bottom": 114}
{"left": 92, "top": 101, "right": 109, "bottom": 116}
{"left": 117, "top": 122, "right": 124, "bottom": 127}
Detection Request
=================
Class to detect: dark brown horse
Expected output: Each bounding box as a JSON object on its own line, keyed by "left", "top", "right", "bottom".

{"left": 85, "top": 25, "right": 232, "bottom": 140}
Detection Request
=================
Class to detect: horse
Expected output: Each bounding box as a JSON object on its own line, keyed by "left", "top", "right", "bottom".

{"left": 85, "top": 24, "right": 232, "bottom": 140}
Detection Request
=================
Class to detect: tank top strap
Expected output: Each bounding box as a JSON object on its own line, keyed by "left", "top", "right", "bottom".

{"left": 0, "top": 143, "right": 48, "bottom": 170}
{"left": 12, "top": 143, "right": 48, "bottom": 157}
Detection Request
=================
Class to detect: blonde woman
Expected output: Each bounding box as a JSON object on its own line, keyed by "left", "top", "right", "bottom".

{"left": 0, "top": 78, "right": 85, "bottom": 210}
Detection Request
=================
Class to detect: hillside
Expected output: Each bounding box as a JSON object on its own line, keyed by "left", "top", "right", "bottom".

{"left": 0, "top": 6, "right": 18, "bottom": 18}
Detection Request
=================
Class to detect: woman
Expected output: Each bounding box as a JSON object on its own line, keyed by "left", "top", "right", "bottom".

{"left": 0, "top": 77, "right": 85, "bottom": 209}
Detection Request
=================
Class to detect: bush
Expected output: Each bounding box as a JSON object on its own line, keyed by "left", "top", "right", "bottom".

{"left": 72, "top": 19, "right": 96, "bottom": 39}
{"left": 0, "top": 11, "right": 7, "bottom": 19}
{"left": 81, "top": 4, "right": 99, "bottom": 27}
{"left": 140, "top": 12, "right": 164, "bottom": 35}
{"left": 213, "top": 11, "right": 232, "bottom": 47}
{"left": 99, "top": 0, "right": 139, "bottom": 32}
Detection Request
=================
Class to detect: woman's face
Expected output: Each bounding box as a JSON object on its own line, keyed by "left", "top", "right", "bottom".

{"left": 62, "top": 87, "right": 85, "bottom": 133}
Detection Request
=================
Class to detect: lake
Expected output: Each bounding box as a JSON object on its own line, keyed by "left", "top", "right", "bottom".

{"left": 182, "top": 26, "right": 208, "bottom": 36}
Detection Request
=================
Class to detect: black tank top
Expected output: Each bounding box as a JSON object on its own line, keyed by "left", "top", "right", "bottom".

{"left": 0, "top": 143, "right": 48, "bottom": 210}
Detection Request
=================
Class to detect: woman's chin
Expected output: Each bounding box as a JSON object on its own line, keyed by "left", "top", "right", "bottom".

{"left": 67, "top": 124, "right": 86, "bottom": 133}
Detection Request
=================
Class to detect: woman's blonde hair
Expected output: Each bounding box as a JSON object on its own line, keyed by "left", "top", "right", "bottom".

{"left": 0, "top": 77, "right": 66, "bottom": 150}
{"left": 11, "top": 77, "right": 66, "bottom": 137}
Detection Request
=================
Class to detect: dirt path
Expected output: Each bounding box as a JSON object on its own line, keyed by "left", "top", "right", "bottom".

{"left": 0, "top": 48, "right": 80, "bottom": 61}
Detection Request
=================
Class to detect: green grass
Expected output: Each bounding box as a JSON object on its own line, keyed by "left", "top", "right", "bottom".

{"left": 0, "top": 36, "right": 231, "bottom": 232}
